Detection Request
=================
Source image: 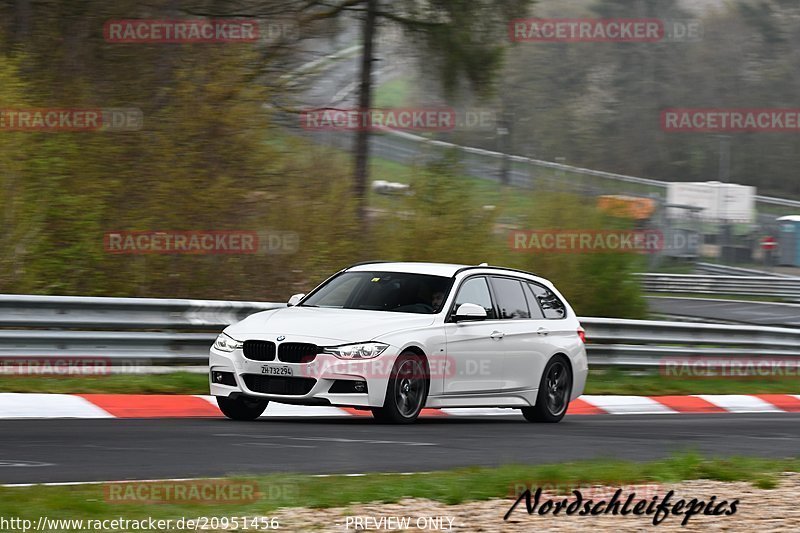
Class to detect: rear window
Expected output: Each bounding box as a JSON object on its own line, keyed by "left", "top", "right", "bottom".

{"left": 526, "top": 282, "right": 567, "bottom": 319}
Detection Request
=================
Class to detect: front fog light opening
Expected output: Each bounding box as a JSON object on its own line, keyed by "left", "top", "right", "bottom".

{"left": 212, "top": 371, "right": 237, "bottom": 386}
{"left": 329, "top": 380, "right": 368, "bottom": 394}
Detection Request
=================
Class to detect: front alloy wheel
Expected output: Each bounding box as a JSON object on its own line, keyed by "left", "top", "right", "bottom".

{"left": 217, "top": 395, "right": 269, "bottom": 421}
{"left": 372, "top": 352, "right": 428, "bottom": 424}
{"left": 522, "top": 356, "right": 572, "bottom": 423}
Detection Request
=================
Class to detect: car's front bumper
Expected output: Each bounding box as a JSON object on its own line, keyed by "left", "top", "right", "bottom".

{"left": 209, "top": 345, "right": 399, "bottom": 408}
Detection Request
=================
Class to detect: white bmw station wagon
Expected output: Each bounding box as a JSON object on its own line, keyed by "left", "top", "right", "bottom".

{"left": 210, "top": 262, "right": 588, "bottom": 424}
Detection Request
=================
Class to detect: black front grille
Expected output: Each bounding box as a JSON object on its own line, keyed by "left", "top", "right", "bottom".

{"left": 242, "top": 375, "right": 316, "bottom": 395}
{"left": 278, "top": 342, "right": 320, "bottom": 363}
{"left": 243, "top": 340, "right": 276, "bottom": 361}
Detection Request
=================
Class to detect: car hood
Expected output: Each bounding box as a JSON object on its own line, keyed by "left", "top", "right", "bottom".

{"left": 224, "top": 306, "right": 437, "bottom": 344}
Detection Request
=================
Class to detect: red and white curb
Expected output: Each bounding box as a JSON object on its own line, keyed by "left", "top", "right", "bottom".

{"left": 0, "top": 393, "right": 799, "bottom": 419}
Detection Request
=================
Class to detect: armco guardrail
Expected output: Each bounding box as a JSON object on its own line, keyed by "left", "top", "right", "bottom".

{"left": 637, "top": 273, "right": 800, "bottom": 301}
{"left": 0, "top": 330, "right": 215, "bottom": 361}
{"left": 0, "top": 294, "right": 283, "bottom": 330}
{"left": 1, "top": 295, "right": 799, "bottom": 368}
{"left": 693, "top": 262, "right": 792, "bottom": 277}
{"left": 583, "top": 317, "right": 800, "bottom": 366}
{"left": 0, "top": 294, "right": 283, "bottom": 368}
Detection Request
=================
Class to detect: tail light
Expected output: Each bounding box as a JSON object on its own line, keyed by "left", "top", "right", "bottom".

{"left": 577, "top": 326, "right": 586, "bottom": 343}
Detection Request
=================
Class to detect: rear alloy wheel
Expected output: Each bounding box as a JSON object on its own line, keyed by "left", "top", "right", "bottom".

{"left": 522, "top": 356, "right": 572, "bottom": 423}
{"left": 217, "top": 395, "right": 269, "bottom": 421}
{"left": 371, "top": 352, "right": 428, "bottom": 424}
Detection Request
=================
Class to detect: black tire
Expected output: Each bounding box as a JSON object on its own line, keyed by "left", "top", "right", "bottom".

{"left": 521, "top": 356, "right": 572, "bottom": 423}
{"left": 371, "top": 352, "right": 429, "bottom": 424}
{"left": 217, "top": 395, "right": 269, "bottom": 421}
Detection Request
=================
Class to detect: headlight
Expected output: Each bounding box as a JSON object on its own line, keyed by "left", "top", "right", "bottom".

{"left": 213, "top": 333, "right": 242, "bottom": 353}
{"left": 322, "top": 342, "right": 389, "bottom": 359}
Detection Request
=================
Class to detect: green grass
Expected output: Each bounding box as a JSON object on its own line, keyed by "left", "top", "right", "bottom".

{"left": 289, "top": 112, "right": 662, "bottom": 226}
{"left": 0, "top": 453, "right": 796, "bottom": 529}
{"left": 373, "top": 77, "right": 413, "bottom": 108}
{"left": 0, "top": 372, "right": 207, "bottom": 394}
{"left": 1, "top": 368, "right": 797, "bottom": 395}
{"left": 367, "top": 156, "right": 538, "bottom": 222}
{"left": 585, "top": 368, "right": 800, "bottom": 395}
{"left": 366, "top": 151, "right": 672, "bottom": 227}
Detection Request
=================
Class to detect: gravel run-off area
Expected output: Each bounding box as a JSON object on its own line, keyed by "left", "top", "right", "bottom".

{"left": 242, "top": 474, "right": 800, "bottom": 532}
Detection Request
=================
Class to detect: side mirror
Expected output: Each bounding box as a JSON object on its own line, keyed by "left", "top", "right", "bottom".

{"left": 454, "top": 303, "right": 487, "bottom": 322}
{"left": 287, "top": 293, "right": 305, "bottom": 307}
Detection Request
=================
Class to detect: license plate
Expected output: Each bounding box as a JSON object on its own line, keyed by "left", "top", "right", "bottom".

{"left": 261, "top": 365, "right": 293, "bottom": 376}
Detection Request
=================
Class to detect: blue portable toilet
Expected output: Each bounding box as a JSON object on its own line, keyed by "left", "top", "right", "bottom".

{"left": 777, "top": 216, "right": 800, "bottom": 266}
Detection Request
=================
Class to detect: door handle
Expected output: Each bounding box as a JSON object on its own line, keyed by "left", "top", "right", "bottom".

{"left": 490, "top": 330, "right": 505, "bottom": 339}
{"left": 536, "top": 327, "right": 550, "bottom": 336}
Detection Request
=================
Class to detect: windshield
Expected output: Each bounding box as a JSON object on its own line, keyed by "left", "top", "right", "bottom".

{"left": 300, "top": 271, "right": 453, "bottom": 314}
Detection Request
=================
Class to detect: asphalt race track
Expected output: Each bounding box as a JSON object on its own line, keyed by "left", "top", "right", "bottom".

{"left": 2, "top": 414, "right": 799, "bottom": 484}
{"left": 647, "top": 296, "right": 800, "bottom": 326}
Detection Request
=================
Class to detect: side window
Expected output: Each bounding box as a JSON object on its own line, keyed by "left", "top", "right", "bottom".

{"left": 453, "top": 277, "right": 496, "bottom": 319}
{"left": 490, "top": 277, "right": 531, "bottom": 320}
{"left": 522, "top": 283, "right": 545, "bottom": 319}
{"left": 528, "top": 282, "right": 567, "bottom": 319}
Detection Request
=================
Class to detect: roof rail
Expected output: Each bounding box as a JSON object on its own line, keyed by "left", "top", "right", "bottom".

{"left": 343, "top": 260, "right": 391, "bottom": 271}
{"left": 453, "top": 265, "right": 538, "bottom": 278}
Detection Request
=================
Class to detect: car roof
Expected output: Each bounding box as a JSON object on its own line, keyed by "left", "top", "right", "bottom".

{"left": 346, "top": 261, "right": 543, "bottom": 281}
{"left": 346, "top": 262, "right": 469, "bottom": 277}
